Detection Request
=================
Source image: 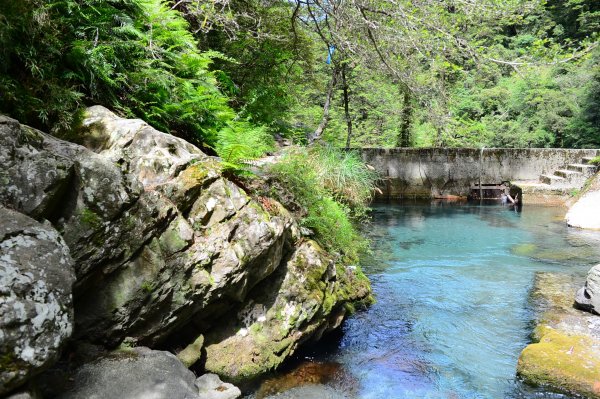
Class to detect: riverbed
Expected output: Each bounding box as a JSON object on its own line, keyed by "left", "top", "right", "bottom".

{"left": 248, "top": 202, "right": 600, "bottom": 399}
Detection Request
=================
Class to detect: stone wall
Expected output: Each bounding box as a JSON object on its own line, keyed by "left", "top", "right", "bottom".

{"left": 360, "top": 148, "right": 599, "bottom": 199}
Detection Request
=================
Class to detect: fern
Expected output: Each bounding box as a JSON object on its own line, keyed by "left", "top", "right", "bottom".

{"left": 0, "top": 0, "right": 238, "bottom": 146}
{"left": 215, "top": 121, "right": 275, "bottom": 165}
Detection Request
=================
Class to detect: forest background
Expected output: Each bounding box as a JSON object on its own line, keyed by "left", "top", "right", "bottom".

{"left": 1, "top": 0, "right": 599, "bottom": 156}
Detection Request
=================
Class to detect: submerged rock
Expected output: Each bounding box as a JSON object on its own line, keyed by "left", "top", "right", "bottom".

{"left": 263, "top": 384, "right": 348, "bottom": 399}
{"left": 0, "top": 207, "right": 75, "bottom": 395}
{"left": 255, "top": 361, "right": 353, "bottom": 399}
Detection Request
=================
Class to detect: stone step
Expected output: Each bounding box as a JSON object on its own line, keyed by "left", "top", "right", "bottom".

{"left": 567, "top": 163, "right": 597, "bottom": 177}
{"left": 554, "top": 169, "right": 582, "bottom": 179}
{"left": 540, "top": 174, "right": 565, "bottom": 185}
{"left": 582, "top": 157, "right": 595, "bottom": 164}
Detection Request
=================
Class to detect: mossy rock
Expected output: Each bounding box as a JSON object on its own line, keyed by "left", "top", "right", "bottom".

{"left": 511, "top": 243, "right": 538, "bottom": 256}
{"left": 176, "top": 335, "right": 204, "bottom": 368}
{"left": 517, "top": 326, "right": 600, "bottom": 398}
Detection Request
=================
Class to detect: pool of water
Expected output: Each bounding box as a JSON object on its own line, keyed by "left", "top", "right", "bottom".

{"left": 250, "top": 202, "right": 600, "bottom": 399}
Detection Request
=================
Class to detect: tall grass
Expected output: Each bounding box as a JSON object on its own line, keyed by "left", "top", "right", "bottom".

{"left": 269, "top": 145, "right": 378, "bottom": 261}
{"left": 305, "top": 145, "right": 378, "bottom": 215}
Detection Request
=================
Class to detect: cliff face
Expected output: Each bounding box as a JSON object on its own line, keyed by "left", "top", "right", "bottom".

{"left": 0, "top": 107, "right": 371, "bottom": 395}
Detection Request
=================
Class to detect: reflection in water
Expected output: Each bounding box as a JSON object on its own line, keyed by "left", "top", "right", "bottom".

{"left": 247, "top": 202, "right": 600, "bottom": 399}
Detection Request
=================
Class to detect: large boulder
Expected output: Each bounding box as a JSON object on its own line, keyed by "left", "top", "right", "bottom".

{"left": 0, "top": 207, "right": 75, "bottom": 395}
{"left": 566, "top": 172, "right": 600, "bottom": 230}
{"left": 0, "top": 106, "right": 372, "bottom": 387}
{"left": 203, "top": 241, "right": 372, "bottom": 381}
{"left": 575, "top": 264, "right": 600, "bottom": 314}
{"left": 0, "top": 107, "right": 295, "bottom": 347}
{"left": 56, "top": 347, "right": 241, "bottom": 399}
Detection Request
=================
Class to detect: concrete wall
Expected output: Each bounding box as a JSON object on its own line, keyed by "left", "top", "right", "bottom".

{"left": 360, "top": 148, "right": 599, "bottom": 199}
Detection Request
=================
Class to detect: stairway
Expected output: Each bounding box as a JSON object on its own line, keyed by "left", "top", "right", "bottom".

{"left": 539, "top": 156, "right": 598, "bottom": 189}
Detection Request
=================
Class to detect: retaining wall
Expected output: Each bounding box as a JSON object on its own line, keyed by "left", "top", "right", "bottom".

{"left": 359, "top": 148, "right": 599, "bottom": 199}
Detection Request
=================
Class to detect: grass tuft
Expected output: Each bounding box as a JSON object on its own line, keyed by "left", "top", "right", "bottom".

{"left": 269, "top": 145, "right": 379, "bottom": 262}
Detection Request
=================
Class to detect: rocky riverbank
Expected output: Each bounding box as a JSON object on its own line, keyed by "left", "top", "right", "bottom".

{"left": 0, "top": 107, "right": 372, "bottom": 398}
{"left": 517, "top": 171, "right": 600, "bottom": 398}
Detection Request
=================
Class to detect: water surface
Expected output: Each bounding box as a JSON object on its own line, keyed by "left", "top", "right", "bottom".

{"left": 255, "top": 202, "right": 600, "bottom": 399}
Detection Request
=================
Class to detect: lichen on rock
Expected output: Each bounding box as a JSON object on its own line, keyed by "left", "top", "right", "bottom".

{"left": 0, "top": 207, "right": 75, "bottom": 395}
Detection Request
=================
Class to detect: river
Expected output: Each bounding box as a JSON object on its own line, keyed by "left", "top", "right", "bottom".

{"left": 249, "top": 202, "right": 600, "bottom": 399}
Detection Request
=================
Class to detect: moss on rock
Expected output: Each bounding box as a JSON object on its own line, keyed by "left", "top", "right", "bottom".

{"left": 518, "top": 327, "right": 600, "bottom": 398}
{"left": 518, "top": 272, "right": 600, "bottom": 398}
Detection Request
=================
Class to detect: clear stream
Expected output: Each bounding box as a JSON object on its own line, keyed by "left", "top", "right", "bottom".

{"left": 251, "top": 202, "right": 600, "bottom": 399}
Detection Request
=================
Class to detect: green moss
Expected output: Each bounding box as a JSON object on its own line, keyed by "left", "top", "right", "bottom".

{"left": 517, "top": 328, "right": 600, "bottom": 398}
{"left": 140, "top": 280, "right": 153, "bottom": 293}
{"left": 0, "top": 352, "right": 21, "bottom": 372}
{"left": 249, "top": 323, "right": 264, "bottom": 334}
{"left": 159, "top": 223, "right": 188, "bottom": 254}
{"left": 177, "top": 335, "right": 204, "bottom": 368}
{"left": 511, "top": 243, "right": 537, "bottom": 256}
{"left": 80, "top": 208, "right": 102, "bottom": 230}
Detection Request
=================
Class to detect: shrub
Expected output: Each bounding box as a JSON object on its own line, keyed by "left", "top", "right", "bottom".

{"left": 0, "top": 0, "right": 235, "bottom": 145}
{"left": 304, "top": 145, "right": 378, "bottom": 215}
{"left": 269, "top": 146, "right": 378, "bottom": 261}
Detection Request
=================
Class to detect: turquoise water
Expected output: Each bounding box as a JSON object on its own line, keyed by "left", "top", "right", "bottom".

{"left": 262, "top": 202, "right": 600, "bottom": 399}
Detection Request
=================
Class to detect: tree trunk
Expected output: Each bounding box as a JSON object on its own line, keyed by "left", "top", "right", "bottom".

{"left": 397, "top": 89, "right": 412, "bottom": 147}
{"left": 309, "top": 65, "right": 338, "bottom": 144}
{"left": 342, "top": 65, "right": 353, "bottom": 149}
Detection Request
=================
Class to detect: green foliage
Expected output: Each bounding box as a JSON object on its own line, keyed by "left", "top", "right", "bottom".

{"left": 0, "top": 0, "right": 235, "bottom": 145}
{"left": 269, "top": 146, "right": 377, "bottom": 261}
{"left": 1, "top": 0, "right": 598, "bottom": 154}
{"left": 303, "top": 145, "right": 379, "bottom": 213}
{"left": 215, "top": 121, "right": 275, "bottom": 165}
{"left": 196, "top": 0, "right": 317, "bottom": 131}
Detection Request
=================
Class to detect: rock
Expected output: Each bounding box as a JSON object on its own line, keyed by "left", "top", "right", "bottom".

{"left": 203, "top": 241, "right": 372, "bottom": 381}
{"left": 0, "top": 107, "right": 295, "bottom": 347}
{"left": 518, "top": 326, "right": 600, "bottom": 398}
{"left": 0, "top": 116, "right": 75, "bottom": 220}
{"left": 0, "top": 207, "right": 75, "bottom": 395}
{"left": 517, "top": 272, "right": 600, "bottom": 398}
{"left": 255, "top": 361, "right": 351, "bottom": 398}
{"left": 177, "top": 334, "right": 204, "bottom": 368}
{"left": 195, "top": 373, "right": 241, "bottom": 399}
{"left": 566, "top": 172, "right": 600, "bottom": 230}
{"left": 575, "top": 264, "right": 600, "bottom": 314}
{"left": 57, "top": 347, "right": 210, "bottom": 399}
{"left": 81, "top": 105, "right": 207, "bottom": 187}
{"left": 0, "top": 108, "right": 373, "bottom": 386}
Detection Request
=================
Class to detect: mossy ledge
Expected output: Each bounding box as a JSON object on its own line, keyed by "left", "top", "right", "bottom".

{"left": 517, "top": 272, "right": 600, "bottom": 398}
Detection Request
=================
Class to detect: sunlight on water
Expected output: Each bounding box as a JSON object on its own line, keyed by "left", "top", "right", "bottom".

{"left": 335, "top": 202, "right": 600, "bottom": 399}
{"left": 253, "top": 202, "right": 600, "bottom": 399}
